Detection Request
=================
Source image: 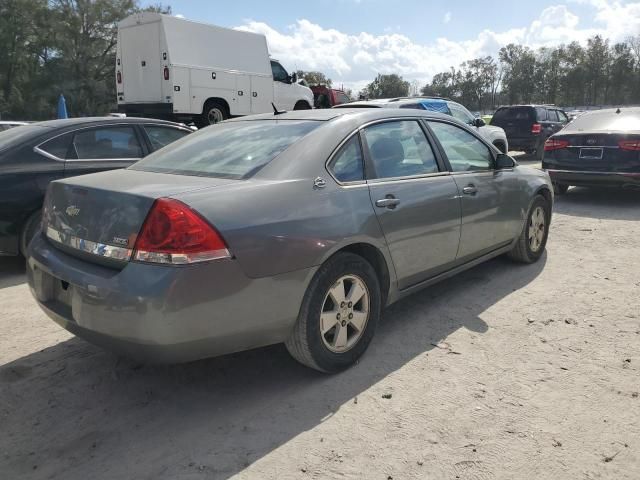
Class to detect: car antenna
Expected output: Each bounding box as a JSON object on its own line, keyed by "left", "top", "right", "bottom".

{"left": 615, "top": 107, "right": 621, "bottom": 114}
{"left": 272, "top": 102, "right": 286, "bottom": 115}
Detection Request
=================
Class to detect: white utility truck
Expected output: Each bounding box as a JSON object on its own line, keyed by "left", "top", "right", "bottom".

{"left": 116, "top": 13, "right": 313, "bottom": 126}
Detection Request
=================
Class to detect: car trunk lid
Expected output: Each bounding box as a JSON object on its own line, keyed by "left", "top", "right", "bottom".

{"left": 43, "top": 169, "right": 239, "bottom": 267}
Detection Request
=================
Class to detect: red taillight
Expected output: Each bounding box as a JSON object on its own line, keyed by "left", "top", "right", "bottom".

{"left": 163, "top": 66, "right": 169, "bottom": 80}
{"left": 619, "top": 139, "right": 640, "bottom": 151}
{"left": 117, "top": 71, "right": 122, "bottom": 84}
{"left": 133, "top": 198, "right": 230, "bottom": 265}
{"left": 531, "top": 123, "right": 542, "bottom": 134}
{"left": 544, "top": 138, "right": 569, "bottom": 151}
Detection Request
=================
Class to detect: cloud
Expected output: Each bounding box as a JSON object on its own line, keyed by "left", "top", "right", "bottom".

{"left": 236, "top": 1, "right": 640, "bottom": 91}
{"left": 443, "top": 11, "right": 452, "bottom": 24}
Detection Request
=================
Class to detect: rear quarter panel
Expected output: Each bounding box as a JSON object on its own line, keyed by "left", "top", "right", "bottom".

{"left": 175, "top": 178, "right": 390, "bottom": 279}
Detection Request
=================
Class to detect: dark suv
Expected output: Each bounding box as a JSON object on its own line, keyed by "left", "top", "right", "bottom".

{"left": 491, "top": 105, "right": 569, "bottom": 160}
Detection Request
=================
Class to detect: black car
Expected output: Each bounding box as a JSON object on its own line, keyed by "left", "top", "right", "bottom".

{"left": 491, "top": 105, "right": 569, "bottom": 160}
{"left": 0, "top": 117, "right": 192, "bottom": 256}
{"left": 542, "top": 107, "right": 640, "bottom": 194}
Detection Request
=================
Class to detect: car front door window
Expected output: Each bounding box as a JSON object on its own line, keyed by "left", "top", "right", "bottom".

{"left": 428, "top": 121, "right": 492, "bottom": 172}
{"left": 73, "top": 126, "right": 142, "bottom": 159}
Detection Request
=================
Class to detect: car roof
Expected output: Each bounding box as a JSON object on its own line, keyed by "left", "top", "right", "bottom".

{"left": 226, "top": 108, "right": 454, "bottom": 124}
{"left": 334, "top": 97, "right": 453, "bottom": 109}
{"left": 496, "top": 105, "right": 560, "bottom": 109}
{"left": 32, "top": 117, "right": 187, "bottom": 129}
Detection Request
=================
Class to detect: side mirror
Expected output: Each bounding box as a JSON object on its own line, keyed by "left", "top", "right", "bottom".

{"left": 473, "top": 118, "right": 486, "bottom": 127}
{"left": 289, "top": 72, "right": 297, "bottom": 84}
{"left": 495, "top": 153, "right": 515, "bottom": 169}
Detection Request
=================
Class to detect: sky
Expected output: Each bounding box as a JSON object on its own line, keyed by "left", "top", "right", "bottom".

{"left": 141, "top": 0, "right": 640, "bottom": 92}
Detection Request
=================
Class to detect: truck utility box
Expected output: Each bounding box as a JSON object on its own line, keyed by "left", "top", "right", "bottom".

{"left": 116, "top": 13, "right": 313, "bottom": 126}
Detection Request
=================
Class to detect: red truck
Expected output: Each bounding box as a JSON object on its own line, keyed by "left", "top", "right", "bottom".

{"left": 311, "top": 86, "right": 351, "bottom": 108}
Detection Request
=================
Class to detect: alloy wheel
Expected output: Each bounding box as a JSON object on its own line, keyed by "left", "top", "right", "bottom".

{"left": 320, "top": 275, "right": 370, "bottom": 353}
{"left": 528, "top": 206, "right": 546, "bottom": 252}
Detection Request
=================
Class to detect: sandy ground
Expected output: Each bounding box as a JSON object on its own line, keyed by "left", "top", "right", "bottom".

{"left": 1, "top": 185, "right": 639, "bottom": 480}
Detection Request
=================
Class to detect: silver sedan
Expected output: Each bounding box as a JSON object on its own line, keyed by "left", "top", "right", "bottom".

{"left": 27, "top": 109, "right": 553, "bottom": 372}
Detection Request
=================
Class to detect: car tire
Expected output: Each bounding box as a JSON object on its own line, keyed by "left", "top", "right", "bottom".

{"left": 19, "top": 209, "right": 42, "bottom": 257}
{"left": 508, "top": 195, "right": 550, "bottom": 264}
{"left": 293, "top": 101, "right": 311, "bottom": 110}
{"left": 197, "top": 100, "right": 228, "bottom": 127}
{"left": 285, "top": 252, "right": 381, "bottom": 373}
{"left": 553, "top": 183, "right": 569, "bottom": 195}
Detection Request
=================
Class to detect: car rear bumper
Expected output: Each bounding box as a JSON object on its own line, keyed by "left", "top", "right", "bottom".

{"left": 26, "top": 234, "right": 315, "bottom": 363}
{"left": 545, "top": 169, "right": 640, "bottom": 189}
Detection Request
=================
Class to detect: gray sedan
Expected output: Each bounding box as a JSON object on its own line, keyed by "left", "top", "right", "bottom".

{"left": 27, "top": 109, "right": 553, "bottom": 372}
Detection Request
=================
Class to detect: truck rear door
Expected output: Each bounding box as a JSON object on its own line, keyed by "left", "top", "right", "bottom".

{"left": 120, "top": 22, "right": 162, "bottom": 103}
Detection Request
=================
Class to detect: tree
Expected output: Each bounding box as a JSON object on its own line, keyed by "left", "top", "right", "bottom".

{"left": 0, "top": 0, "right": 170, "bottom": 120}
{"left": 364, "top": 73, "right": 409, "bottom": 99}
{"left": 295, "top": 70, "right": 332, "bottom": 87}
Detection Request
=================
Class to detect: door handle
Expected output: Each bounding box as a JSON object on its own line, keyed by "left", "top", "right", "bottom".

{"left": 462, "top": 184, "right": 477, "bottom": 195}
{"left": 375, "top": 196, "right": 400, "bottom": 209}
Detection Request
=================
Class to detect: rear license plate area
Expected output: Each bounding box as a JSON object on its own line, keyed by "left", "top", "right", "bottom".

{"left": 579, "top": 148, "right": 603, "bottom": 159}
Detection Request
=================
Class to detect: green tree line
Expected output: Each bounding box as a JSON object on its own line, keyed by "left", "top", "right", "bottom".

{"left": 0, "top": 0, "right": 169, "bottom": 120}
{"left": 421, "top": 35, "right": 640, "bottom": 111}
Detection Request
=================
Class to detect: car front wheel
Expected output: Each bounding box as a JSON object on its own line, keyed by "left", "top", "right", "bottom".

{"left": 508, "top": 195, "right": 551, "bottom": 264}
{"left": 285, "top": 252, "right": 381, "bottom": 372}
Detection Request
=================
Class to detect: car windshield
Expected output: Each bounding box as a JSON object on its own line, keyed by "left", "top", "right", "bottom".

{"left": 492, "top": 107, "right": 534, "bottom": 122}
{"left": 0, "top": 124, "right": 47, "bottom": 153}
{"left": 564, "top": 109, "right": 640, "bottom": 132}
{"left": 131, "top": 120, "right": 320, "bottom": 179}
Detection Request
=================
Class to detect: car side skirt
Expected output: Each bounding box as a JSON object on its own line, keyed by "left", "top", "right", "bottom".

{"left": 390, "top": 242, "right": 514, "bottom": 304}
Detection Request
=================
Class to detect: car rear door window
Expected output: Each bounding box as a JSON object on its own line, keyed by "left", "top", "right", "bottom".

{"left": 73, "top": 126, "right": 143, "bottom": 159}
{"left": 557, "top": 110, "right": 569, "bottom": 123}
{"left": 328, "top": 135, "right": 364, "bottom": 183}
{"left": 428, "top": 121, "right": 492, "bottom": 172}
{"left": 547, "top": 110, "right": 559, "bottom": 122}
{"left": 362, "top": 120, "right": 439, "bottom": 179}
{"left": 144, "top": 125, "right": 190, "bottom": 150}
{"left": 39, "top": 132, "right": 74, "bottom": 159}
{"left": 535, "top": 108, "right": 548, "bottom": 121}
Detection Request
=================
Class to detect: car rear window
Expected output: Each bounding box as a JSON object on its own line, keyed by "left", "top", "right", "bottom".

{"left": 130, "top": 120, "right": 320, "bottom": 179}
{"left": 564, "top": 109, "right": 640, "bottom": 132}
{"left": 0, "top": 125, "right": 47, "bottom": 153}
{"left": 492, "top": 107, "right": 535, "bottom": 123}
